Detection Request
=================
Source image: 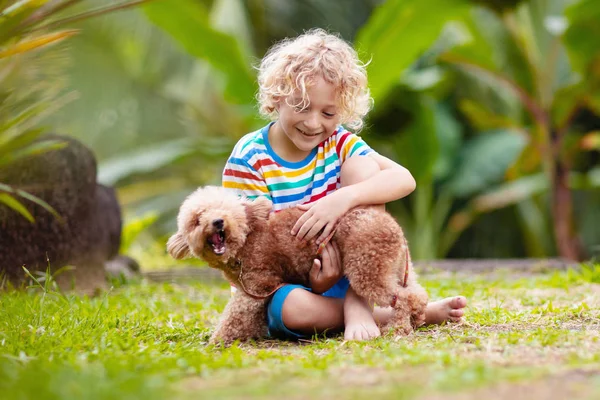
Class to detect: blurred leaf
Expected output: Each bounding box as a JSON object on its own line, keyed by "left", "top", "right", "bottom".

{"left": 447, "top": 129, "right": 528, "bottom": 197}
{"left": 1, "top": 0, "right": 46, "bottom": 17}
{"left": 117, "top": 177, "right": 191, "bottom": 207}
{"left": 393, "top": 97, "right": 438, "bottom": 182}
{"left": 432, "top": 102, "right": 462, "bottom": 181}
{"left": 210, "top": 0, "right": 254, "bottom": 58}
{"left": 0, "top": 29, "right": 78, "bottom": 58}
{"left": 144, "top": 0, "right": 256, "bottom": 105}
{"left": 563, "top": 0, "right": 600, "bottom": 80}
{"left": 515, "top": 198, "right": 553, "bottom": 257}
{"left": 471, "top": 173, "right": 548, "bottom": 212}
{"left": 0, "top": 192, "right": 33, "bottom": 222}
{"left": 0, "top": 125, "right": 45, "bottom": 157}
{"left": 470, "top": 0, "right": 527, "bottom": 15}
{"left": 444, "top": 8, "right": 498, "bottom": 72}
{"left": 550, "top": 82, "right": 587, "bottom": 128}
{"left": 120, "top": 212, "right": 159, "bottom": 253}
{"left": 30, "top": 0, "right": 150, "bottom": 32}
{"left": 0, "top": 101, "right": 47, "bottom": 137}
{"left": 442, "top": 54, "right": 547, "bottom": 126}
{"left": 0, "top": 138, "right": 66, "bottom": 168}
{"left": 12, "top": 188, "right": 60, "bottom": 219}
{"left": 98, "top": 138, "right": 198, "bottom": 185}
{"left": 581, "top": 131, "right": 600, "bottom": 151}
{"left": 505, "top": 140, "right": 542, "bottom": 179}
{"left": 0, "top": 182, "right": 60, "bottom": 218}
{"left": 401, "top": 66, "right": 445, "bottom": 91}
{"left": 0, "top": 0, "right": 44, "bottom": 44}
{"left": 588, "top": 166, "right": 600, "bottom": 187}
{"left": 440, "top": 172, "right": 548, "bottom": 254}
{"left": 459, "top": 98, "right": 518, "bottom": 130}
{"left": 355, "top": 0, "right": 470, "bottom": 103}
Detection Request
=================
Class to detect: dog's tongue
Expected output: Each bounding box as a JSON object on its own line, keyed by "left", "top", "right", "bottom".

{"left": 211, "top": 232, "right": 223, "bottom": 246}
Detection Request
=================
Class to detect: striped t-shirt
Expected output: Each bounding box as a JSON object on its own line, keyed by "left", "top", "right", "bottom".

{"left": 222, "top": 122, "right": 375, "bottom": 210}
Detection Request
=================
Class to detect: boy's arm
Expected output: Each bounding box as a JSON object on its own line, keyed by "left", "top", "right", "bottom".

{"left": 339, "top": 153, "right": 416, "bottom": 208}
{"left": 293, "top": 153, "right": 415, "bottom": 242}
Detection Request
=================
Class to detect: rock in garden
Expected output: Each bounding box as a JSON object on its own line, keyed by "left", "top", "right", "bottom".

{"left": 0, "top": 134, "right": 126, "bottom": 294}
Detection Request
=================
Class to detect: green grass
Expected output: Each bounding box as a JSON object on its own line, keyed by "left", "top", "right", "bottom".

{"left": 2, "top": 265, "right": 600, "bottom": 399}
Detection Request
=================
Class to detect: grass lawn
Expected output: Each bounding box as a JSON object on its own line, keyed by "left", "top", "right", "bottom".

{"left": 2, "top": 264, "right": 600, "bottom": 399}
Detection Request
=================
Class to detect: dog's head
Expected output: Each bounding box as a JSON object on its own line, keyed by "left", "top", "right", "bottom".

{"left": 167, "top": 186, "right": 272, "bottom": 268}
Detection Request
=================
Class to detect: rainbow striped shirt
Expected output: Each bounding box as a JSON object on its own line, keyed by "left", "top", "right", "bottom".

{"left": 222, "top": 122, "right": 375, "bottom": 210}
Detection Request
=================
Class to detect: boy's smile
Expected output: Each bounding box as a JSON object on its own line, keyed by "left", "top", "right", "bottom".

{"left": 269, "top": 76, "right": 341, "bottom": 163}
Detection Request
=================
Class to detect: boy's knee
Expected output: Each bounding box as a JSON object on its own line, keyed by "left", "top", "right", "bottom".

{"left": 340, "top": 155, "right": 380, "bottom": 187}
{"left": 281, "top": 288, "right": 314, "bottom": 330}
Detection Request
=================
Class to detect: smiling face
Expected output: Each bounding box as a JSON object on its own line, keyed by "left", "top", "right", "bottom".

{"left": 269, "top": 75, "right": 341, "bottom": 162}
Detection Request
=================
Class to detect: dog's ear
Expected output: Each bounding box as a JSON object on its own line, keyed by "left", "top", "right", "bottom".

{"left": 245, "top": 196, "right": 272, "bottom": 224}
{"left": 167, "top": 232, "right": 191, "bottom": 259}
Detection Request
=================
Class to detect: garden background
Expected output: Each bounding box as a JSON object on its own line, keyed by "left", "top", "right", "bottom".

{"left": 1, "top": 0, "right": 600, "bottom": 399}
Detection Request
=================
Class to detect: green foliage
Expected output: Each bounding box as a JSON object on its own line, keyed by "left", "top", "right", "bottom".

{"left": 447, "top": 129, "right": 527, "bottom": 197}
{"left": 355, "top": 0, "right": 470, "bottom": 103}
{"left": 0, "top": 0, "right": 149, "bottom": 221}
{"left": 144, "top": 0, "right": 256, "bottom": 105}
{"left": 563, "top": 0, "right": 600, "bottom": 79}
{"left": 17, "top": 0, "right": 598, "bottom": 258}
{"left": 119, "top": 212, "right": 159, "bottom": 254}
{"left": 469, "top": 0, "right": 529, "bottom": 15}
{"left": 404, "top": 0, "right": 600, "bottom": 258}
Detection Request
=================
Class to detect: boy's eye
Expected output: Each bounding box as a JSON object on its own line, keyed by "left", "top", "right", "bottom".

{"left": 323, "top": 112, "right": 336, "bottom": 117}
{"left": 294, "top": 106, "right": 308, "bottom": 113}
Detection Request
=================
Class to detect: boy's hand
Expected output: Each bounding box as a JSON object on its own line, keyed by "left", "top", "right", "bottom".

{"left": 292, "top": 189, "right": 355, "bottom": 243}
{"left": 309, "top": 242, "right": 342, "bottom": 294}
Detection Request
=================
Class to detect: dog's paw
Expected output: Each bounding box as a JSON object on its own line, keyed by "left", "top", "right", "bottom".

{"left": 208, "top": 332, "right": 237, "bottom": 347}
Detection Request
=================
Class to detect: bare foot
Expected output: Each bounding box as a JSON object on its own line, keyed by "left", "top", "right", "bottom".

{"left": 345, "top": 319, "right": 381, "bottom": 341}
{"left": 424, "top": 296, "right": 467, "bottom": 325}
{"left": 344, "top": 287, "right": 381, "bottom": 341}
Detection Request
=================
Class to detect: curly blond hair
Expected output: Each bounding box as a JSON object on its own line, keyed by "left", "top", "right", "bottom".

{"left": 256, "top": 29, "right": 372, "bottom": 131}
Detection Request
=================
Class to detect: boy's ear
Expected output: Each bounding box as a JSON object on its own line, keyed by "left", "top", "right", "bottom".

{"left": 273, "top": 97, "right": 281, "bottom": 111}
{"left": 245, "top": 196, "right": 272, "bottom": 224}
{"left": 167, "top": 232, "right": 191, "bottom": 259}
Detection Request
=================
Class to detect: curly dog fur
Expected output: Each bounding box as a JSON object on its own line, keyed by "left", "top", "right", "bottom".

{"left": 168, "top": 186, "right": 428, "bottom": 344}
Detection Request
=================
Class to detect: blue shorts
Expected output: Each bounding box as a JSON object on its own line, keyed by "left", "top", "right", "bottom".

{"left": 266, "top": 277, "right": 350, "bottom": 339}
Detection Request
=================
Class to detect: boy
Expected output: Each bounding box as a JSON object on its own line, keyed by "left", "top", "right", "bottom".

{"left": 223, "top": 29, "right": 466, "bottom": 340}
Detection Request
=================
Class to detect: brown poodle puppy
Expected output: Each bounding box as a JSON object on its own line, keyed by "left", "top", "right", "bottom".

{"left": 167, "top": 186, "right": 428, "bottom": 344}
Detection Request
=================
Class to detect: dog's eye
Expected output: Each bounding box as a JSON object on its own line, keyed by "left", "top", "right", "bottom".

{"left": 194, "top": 218, "right": 201, "bottom": 227}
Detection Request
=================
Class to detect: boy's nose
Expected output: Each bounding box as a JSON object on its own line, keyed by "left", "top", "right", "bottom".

{"left": 304, "top": 114, "right": 320, "bottom": 130}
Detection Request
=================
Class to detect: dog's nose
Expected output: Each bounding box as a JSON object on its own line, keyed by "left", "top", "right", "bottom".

{"left": 212, "top": 219, "right": 224, "bottom": 230}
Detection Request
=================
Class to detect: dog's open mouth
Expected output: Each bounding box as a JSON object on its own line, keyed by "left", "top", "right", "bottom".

{"left": 208, "top": 229, "right": 226, "bottom": 255}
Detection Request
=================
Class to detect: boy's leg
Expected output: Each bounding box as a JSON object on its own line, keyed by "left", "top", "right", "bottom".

{"left": 373, "top": 296, "right": 467, "bottom": 326}
{"left": 280, "top": 288, "right": 345, "bottom": 334}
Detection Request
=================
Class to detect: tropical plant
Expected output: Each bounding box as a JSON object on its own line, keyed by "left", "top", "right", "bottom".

{"left": 39, "top": 0, "right": 599, "bottom": 259}
{"left": 438, "top": 0, "right": 600, "bottom": 260}
{"left": 347, "top": 0, "right": 600, "bottom": 260}
{"left": 0, "top": 0, "right": 149, "bottom": 220}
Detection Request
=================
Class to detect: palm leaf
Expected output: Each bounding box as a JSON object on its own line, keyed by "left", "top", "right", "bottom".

{"left": 0, "top": 191, "right": 33, "bottom": 222}
{"left": 0, "top": 182, "right": 60, "bottom": 218}
{"left": 28, "top": 0, "right": 151, "bottom": 32}
{"left": 0, "top": 138, "right": 66, "bottom": 168}
{"left": 0, "top": 29, "right": 78, "bottom": 58}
